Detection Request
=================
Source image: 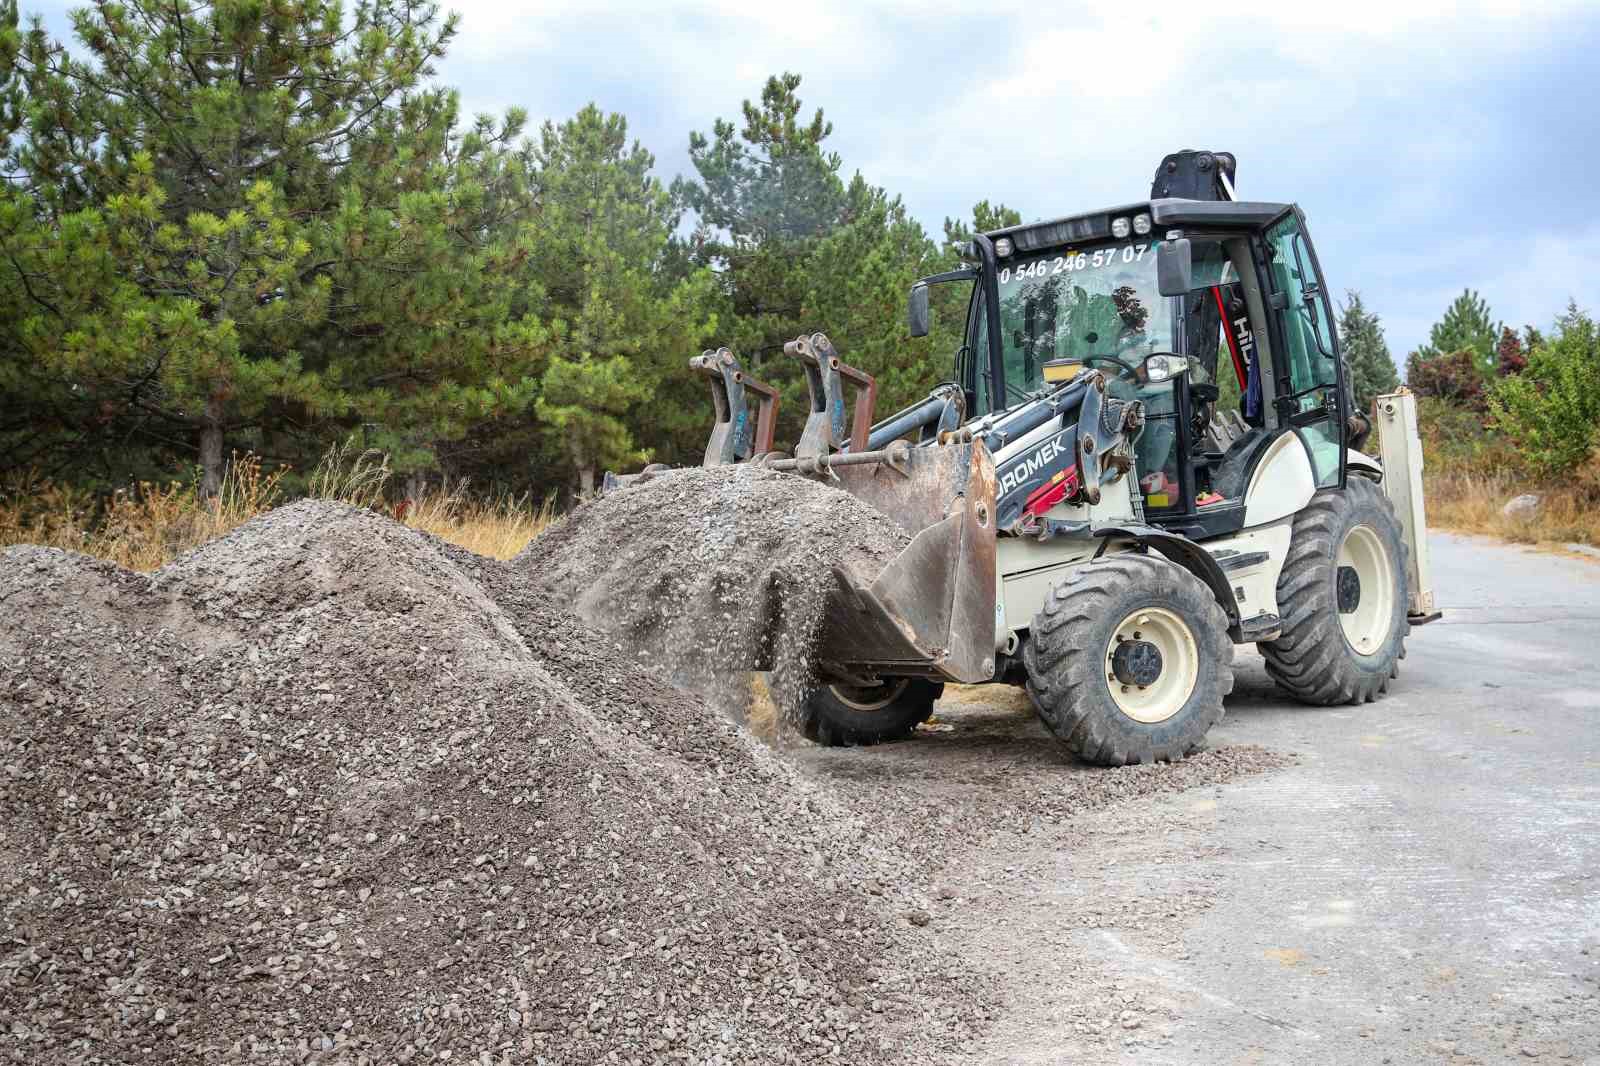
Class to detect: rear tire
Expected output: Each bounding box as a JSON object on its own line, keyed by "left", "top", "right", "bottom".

{"left": 1260, "top": 477, "right": 1410, "bottom": 705}
{"left": 1023, "top": 553, "right": 1234, "bottom": 766}
{"left": 799, "top": 678, "right": 941, "bottom": 746}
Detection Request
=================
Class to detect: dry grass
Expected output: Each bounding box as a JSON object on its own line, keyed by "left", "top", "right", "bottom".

{"left": 1425, "top": 471, "right": 1600, "bottom": 548}
{"left": 1412, "top": 396, "right": 1600, "bottom": 552}
{"left": 0, "top": 444, "right": 555, "bottom": 571}
{"left": 309, "top": 440, "right": 556, "bottom": 560}
{"left": 0, "top": 455, "right": 289, "bottom": 571}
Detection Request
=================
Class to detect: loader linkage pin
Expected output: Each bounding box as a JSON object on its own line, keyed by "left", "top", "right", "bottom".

{"left": 689, "top": 347, "right": 779, "bottom": 466}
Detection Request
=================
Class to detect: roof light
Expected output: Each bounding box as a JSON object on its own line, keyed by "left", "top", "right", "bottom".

{"left": 1132, "top": 213, "right": 1152, "bottom": 236}
{"left": 1110, "top": 217, "right": 1131, "bottom": 239}
{"left": 993, "top": 237, "right": 1014, "bottom": 257}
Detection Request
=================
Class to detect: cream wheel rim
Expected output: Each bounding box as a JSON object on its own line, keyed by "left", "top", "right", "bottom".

{"left": 830, "top": 679, "right": 909, "bottom": 713}
{"left": 1337, "top": 524, "right": 1395, "bottom": 654}
{"left": 1104, "top": 607, "right": 1199, "bottom": 724}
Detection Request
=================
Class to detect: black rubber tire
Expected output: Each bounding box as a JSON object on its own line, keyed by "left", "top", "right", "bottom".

{"left": 799, "top": 678, "right": 941, "bottom": 746}
{"left": 1260, "top": 477, "right": 1410, "bottom": 705}
{"left": 1022, "top": 553, "right": 1234, "bottom": 766}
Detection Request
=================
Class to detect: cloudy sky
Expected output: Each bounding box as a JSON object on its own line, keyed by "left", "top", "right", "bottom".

{"left": 23, "top": 0, "right": 1600, "bottom": 362}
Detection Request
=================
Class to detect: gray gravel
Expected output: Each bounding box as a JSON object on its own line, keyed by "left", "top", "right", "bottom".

{"left": 0, "top": 494, "right": 1289, "bottom": 1064}
{"left": 514, "top": 465, "right": 910, "bottom": 724}
{"left": 0, "top": 501, "right": 956, "bottom": 1064}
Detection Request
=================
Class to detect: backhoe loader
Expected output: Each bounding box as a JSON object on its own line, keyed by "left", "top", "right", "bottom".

{"left": 609, "top": 150, "right": 1439, "bottom": 766}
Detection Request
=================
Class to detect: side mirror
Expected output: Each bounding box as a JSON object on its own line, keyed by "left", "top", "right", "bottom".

{"left": 1156, "top": 237, "right": 1193, "bottom": 297}
{"left": 1143, "top": 353, "right": 1190, "bottom": 383}
{"left": 908, "top": 283, "right": 930, "bottom": 337}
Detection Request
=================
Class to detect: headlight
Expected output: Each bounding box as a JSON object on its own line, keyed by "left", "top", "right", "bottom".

{"left": 993, "top": 237, "right": 1014, "bottom": 258}
{"left": 1132, "top": 213, "right": 1152, "bottom": 236}
{"left": 1110, "top": 217, "right": 1131, "bottom": 239}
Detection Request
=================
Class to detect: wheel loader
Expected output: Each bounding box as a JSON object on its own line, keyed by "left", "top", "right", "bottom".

{"left": 609, "top": 150, "right": 1440, "bottom": 766}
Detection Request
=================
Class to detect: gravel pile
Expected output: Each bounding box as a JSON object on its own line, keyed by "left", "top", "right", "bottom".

{"left": 0, "top": 501, "right": 961, "bottom": 1064}
{"left": 514, "top": 466, "right": 911, "bottom": 724}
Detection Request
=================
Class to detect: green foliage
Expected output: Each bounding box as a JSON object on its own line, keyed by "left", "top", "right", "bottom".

{"left": 1337, "top": 291, "right": 1398, "bottom": 413}
{"left": 528, "top": 105, "right": 719, "bottom": 492}
{"left": 7, "top": 13, "right": 1581, "bottom": 506}
{"left": 0, "top": 0, "right": 547, "bottom": 492}
{"left": 941, "top": 200, "right": 1021, "bottom": 259}
{"left": 802, "top": 176, "right": 943, "bottom": 414}
{"left": 675, "top": 72, "right": 951, "bottom": 437}
{"left": 1413, "top": 396, "right": 1512, "bottom": 476}
{"left": 1488, "top": 308, "right": 1600, "bottom": 479}
{"left": 1412, "top": 288, "right": 1501, "bottom": 376}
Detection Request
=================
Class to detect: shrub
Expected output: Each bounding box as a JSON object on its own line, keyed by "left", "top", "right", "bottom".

{"left": 1488, "top": 311, "right": 1600, "bottom": 480}
{"left": 1414, "top": 396, "right": 1517, "bottom": 477}
{"left": 1496, "top": 326, "right": 1527, "bottom": 377}
{"left": 1407, "top": 349, "right": 1486, "bottom": 410}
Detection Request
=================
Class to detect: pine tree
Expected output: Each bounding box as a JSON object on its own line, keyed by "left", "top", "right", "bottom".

{"left": 679, "top": 71, "right": 846, "bottom": 368}
{"left": 677, "top": 74, "right": 963, "bottom": 432}
{"left": 0, "top": 0, "right": 545, "bottom": 493}
{"left": 802, "top": 174, "right": 942, "bottom": 414}
{"left": 530, "top": 105, "right": 719, "bottom": 494}
{"left": 1412, "top": 289, "right": 1501, "bottom": 377}
{"left": 1337, "top": 291, "right": 1399, "bottom": 413}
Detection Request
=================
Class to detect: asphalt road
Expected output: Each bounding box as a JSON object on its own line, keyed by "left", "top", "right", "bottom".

{"left": 893, "top": 533, "right": 1600, "bottom": 1064}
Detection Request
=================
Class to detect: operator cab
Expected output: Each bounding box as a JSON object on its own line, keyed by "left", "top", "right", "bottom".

{"left": 917, "top": 193, "right": 1348, "bottom": 541}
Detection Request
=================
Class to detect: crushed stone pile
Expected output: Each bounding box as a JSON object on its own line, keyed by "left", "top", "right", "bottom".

{"left": 0, "top": 500, "right": 968, "bottom": 1065}
{"left": 513, "top": 466, "right": 912, "bottom": 722}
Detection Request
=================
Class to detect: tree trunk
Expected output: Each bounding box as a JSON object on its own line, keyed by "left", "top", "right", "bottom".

{"left": 568, "top": 435, "right": 595, "bottom": 498}
{"left": 406, "top": 471, "right": 426, "bottom": 505}
{"left": 199, "top": 394, "right": 225, "bottom": 500}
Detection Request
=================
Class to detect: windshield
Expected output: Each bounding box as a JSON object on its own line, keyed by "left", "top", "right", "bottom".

{"left": 992, "top": 240, "right": 1176, "bottom": 403}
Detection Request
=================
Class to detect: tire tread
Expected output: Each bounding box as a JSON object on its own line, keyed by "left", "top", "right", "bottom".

{"left": 1260, "top": 478, "right": 1411, "bottom": 706}
{"left": 1024, "top": 553, "right": 1233, "bottom": 766}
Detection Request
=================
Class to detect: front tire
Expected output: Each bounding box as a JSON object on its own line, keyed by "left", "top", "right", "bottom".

{"left": 1260, "top": 477, "right": 1410, "bottom": 705}
{"left": 1023, "top": 553, "right": 1234, "bottom": 766}
{"left": 798, "top": 678, "right": 941, "bottom": 746}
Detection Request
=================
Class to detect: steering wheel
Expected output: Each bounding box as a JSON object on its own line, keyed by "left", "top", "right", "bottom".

{"left": 1080, "top": 353, "right": 1142, "bottom": 381}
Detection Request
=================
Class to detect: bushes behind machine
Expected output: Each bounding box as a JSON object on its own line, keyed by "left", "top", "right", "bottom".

{"left": 1412, "top": 306, "right": 1600, "bottom": 549}
{"left": 1415, "top": 391, "right": 1600, "bottom": 547}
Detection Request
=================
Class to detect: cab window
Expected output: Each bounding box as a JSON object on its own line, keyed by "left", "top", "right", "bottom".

{"left": 970, "top": 287, "right": 992, "bottom": 414}
{"left": 1265, "top": 212, "right": 1342, "bottom": 486}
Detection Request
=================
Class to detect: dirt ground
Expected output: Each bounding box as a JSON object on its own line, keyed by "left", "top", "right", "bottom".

{"left": 796, "top": 531, "right": 1600, "bottom": 1065}
{"left": 5, "top": 484, "right": 1596, "bottom": 1064}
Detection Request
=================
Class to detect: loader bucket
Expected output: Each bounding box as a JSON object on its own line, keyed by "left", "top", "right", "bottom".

{"left": 773, "top": 437, "right": 999, "bottom": 685}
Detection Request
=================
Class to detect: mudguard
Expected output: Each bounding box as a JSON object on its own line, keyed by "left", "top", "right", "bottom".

{"left": 1092, "top": 524, "right": 1241, "bottom": 628}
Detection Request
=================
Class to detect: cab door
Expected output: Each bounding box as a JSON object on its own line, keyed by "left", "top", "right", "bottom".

{"left": 1262, "top": 209, "right": 1345, "bottom": 488}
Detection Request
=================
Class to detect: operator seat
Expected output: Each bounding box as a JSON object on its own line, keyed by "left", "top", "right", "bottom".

{"left": 1208, "top": 427, "right": 1275, "bottom": 501}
